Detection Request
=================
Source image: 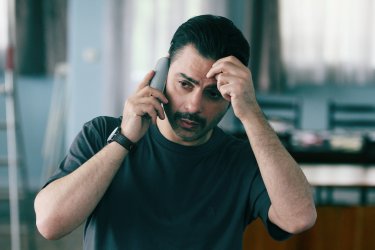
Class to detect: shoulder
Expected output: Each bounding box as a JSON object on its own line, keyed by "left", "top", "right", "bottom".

{"left": 215, "top": 127, "right": 252, "bottom": 152}
{"left": 212, "top": 127, "right": 257, "bottom": 168}
{"left": 83, "top": 116, "right": 121, "bottom": 133}
{"left": 84, "top": 116, "right": 120, "bottom": 128}
{"left": 79, "top": 116, "right": 121, "bottom": 144}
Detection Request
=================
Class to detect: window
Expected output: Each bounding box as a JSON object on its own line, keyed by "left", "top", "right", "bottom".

{"left": 130, "top": 0, "right": 225, "bottom": 86}
{"left": 103, "top": 0, "right": 228, "bottom": 115}
{"left": 279, "top": 0, "right": 375, "bottom": 85}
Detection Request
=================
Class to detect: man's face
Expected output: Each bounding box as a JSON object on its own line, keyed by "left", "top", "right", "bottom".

{"left": 162, "top": 44, "right": 230, "bottom": 144}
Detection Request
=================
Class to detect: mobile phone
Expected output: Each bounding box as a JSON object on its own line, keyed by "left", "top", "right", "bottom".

{"left": 149, "top": 57, "right": 170, "bottom": 92}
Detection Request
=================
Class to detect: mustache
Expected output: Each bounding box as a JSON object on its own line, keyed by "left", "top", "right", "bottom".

{"left": 174, "top": 112, "right": 206, "bottom": 125}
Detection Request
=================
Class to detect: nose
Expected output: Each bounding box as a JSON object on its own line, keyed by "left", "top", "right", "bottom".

{"left": 185, "top": 91, "right": 203, "bottom": 113}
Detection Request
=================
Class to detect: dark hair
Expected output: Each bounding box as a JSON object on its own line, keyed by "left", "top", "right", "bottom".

{"left": 168, "top": 15, "right": 250, "bottom": 66}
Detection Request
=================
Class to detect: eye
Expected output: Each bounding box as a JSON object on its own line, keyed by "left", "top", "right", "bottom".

{"left": 179, "top": 80, "right": 193, "bottom": 89}
{"left": 206, "top": 89, "right": 222, "bottom": 100}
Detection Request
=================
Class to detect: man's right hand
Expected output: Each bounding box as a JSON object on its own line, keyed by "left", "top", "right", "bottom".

{"left": 35, "top": 71, "right": 169, "bottom": 240}
{"left": 121, "top": 70, "right": 169, "bottom": 143}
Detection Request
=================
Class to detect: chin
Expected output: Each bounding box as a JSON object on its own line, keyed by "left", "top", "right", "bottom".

{"left": 174, "top": 130, "right": 199, "bottom": 141}
{"left": 174, "top": 127, "right": 211, "bottom": 143}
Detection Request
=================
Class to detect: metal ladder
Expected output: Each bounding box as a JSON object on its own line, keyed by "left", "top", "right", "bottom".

{"left": 1, "top": 54, "right": 36, "bottom": 250}
{"left": 1, "top": 55, "right": 18, "bottom": 250}
{"left": 0, "top": 1, "right": 35, "bottom": 249}
{"left": 1, "top": 52, "right": 36, "bottom": 250}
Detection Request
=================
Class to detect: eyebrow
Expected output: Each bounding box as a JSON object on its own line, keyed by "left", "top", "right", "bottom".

{"left": 179, "top": 73, "right": 217, "bottom": 89}
{"left": 180, "top": 73, "right": 199, "bottom": 85}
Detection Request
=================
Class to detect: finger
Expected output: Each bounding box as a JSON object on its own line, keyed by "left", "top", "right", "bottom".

{"left": 142, "top": 104, "right": 158, "bottom": 124}
{"left": 206, "top": 61, "right": 236, "bottom": 79}
{"left": 147, "top": 88, "right": 169, "bottom": 104}
{"left": 206, "top": 64, "right": 223, "bottom": 79}
{"left": 213, "top": 56, "right": 243, "bottom": 68}
{"left": 136, "top": 87, "right": 168, "bottom": 105}
{"left": 217, "top": 83, "right": 232, "bottom": 102}
{"left": 216, "top": 74, "right": 246, "bottom": 101}
{"left": 137, "top": 70, "right": 155, "bottom": 91}
{"left": 132, "top": 102, "right": 157, "bottom": 120}
{"left": 215, "top": 72, "right": 237, "bottom": 88}
{"left": 138, "top": 96, "right": 166, "bottom": 120}
{"left": 216, "top": 73, "right": 251, "bottom": 91}
{"left": 207, "top": 61, "right": 244, "bottom": 79}
{"left": 207, "top": 57, "right": 247, "bottom": 79}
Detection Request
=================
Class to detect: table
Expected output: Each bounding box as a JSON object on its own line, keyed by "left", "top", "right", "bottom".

{"left": 234, "top": 129, "right": 375, "bottom": 204}
{"left": 286, "top": 130, "right": 375, "bottom": 204}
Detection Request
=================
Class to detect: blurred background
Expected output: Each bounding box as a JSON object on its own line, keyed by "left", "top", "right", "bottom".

{"left": 0, "top": 0, "right": 375, "bottom": 249}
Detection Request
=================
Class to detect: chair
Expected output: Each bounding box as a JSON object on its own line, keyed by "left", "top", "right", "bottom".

{"left": 220, "top": 97, "right": 302, "bottom": 142}
{"left": 258, "top": 97, "right": 302, "bottom": 130}
{"left": 328, "top": 101, "right": 375, "bottom": 131}
{"left": 326, "top": 100, "right": 375, "bottom": 204}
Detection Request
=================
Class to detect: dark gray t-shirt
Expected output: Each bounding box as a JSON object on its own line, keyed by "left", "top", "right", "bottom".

{"left": 45, "top": 116, "right": 290, "bottom": 249}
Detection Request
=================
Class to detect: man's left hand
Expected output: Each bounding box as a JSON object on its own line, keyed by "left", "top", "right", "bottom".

{"left": 206, "top": 56, "right": 259, "bottom": 122}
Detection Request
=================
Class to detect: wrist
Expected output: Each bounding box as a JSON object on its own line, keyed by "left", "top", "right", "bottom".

{"left": 237, "top": 101, "right": 263, "bottom": 124}
{"left": 107, "top": 127, "right": 136, "bottom": 151}
{"left": 121, "top": 125, "right": 139, "bottom": 143}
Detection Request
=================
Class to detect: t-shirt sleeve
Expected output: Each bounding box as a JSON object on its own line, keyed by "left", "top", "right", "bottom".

{"left": 42, "top": 116, "right": 117, "bottom": 188}
{"left": 247, "top": 169, "right": 292, "bottom": 241}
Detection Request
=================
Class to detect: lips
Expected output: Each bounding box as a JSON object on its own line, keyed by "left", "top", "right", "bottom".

{"left": 179, "top": 118, "right": 200, "bottom": 129}
{"left": 173, "top": 112, "right": 206, "bottom": 131}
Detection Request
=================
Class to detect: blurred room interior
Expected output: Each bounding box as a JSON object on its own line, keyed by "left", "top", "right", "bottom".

{"left": 0, "top": 0, "right": 375, "bottom": 249}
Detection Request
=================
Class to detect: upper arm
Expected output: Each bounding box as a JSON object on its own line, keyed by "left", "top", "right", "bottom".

{"left": 43, "top": 116, "right": 117, "bottom": 188}
{"left": 246, "top": 170, "right": 292, "bottom": 241}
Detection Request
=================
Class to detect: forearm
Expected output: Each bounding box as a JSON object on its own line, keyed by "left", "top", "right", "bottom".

{"left": 208, "top": 55, "right": 316, "bottom": 232}
{"left": 34, "top": 142, "right": 128, "bottom": 240}
{"left": 242, "top": 105, "right": 316, "bottom": 233}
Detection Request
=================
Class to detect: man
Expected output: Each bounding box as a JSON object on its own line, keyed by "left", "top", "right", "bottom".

{"left": 35, "top": 15, "right": 316, "bottom": 249}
